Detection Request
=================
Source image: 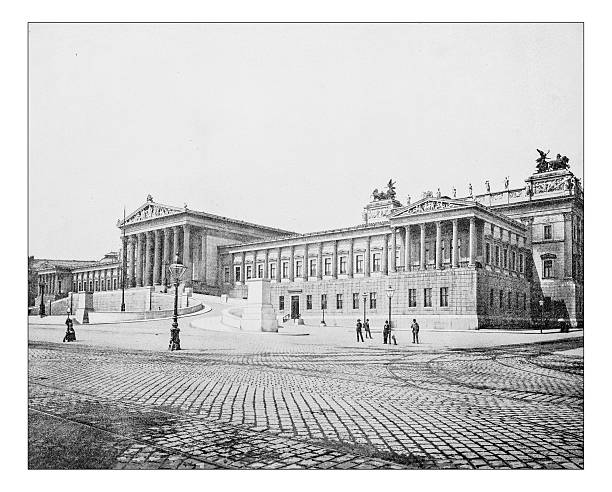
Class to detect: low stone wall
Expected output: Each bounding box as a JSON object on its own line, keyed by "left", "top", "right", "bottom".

{"left": 87, "top": 302, "right": 203, "bottom": 323}
{"left": 222, "top": 307, "right": 243, "bottom": 329}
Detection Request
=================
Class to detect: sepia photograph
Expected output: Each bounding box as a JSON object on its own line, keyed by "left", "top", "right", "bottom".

{"left": 26, "top": 21, "right": 584, "bottom": 472}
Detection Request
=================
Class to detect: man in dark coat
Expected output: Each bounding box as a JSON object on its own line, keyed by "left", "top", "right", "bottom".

{"left": 356, "top": 319, "right": 364, "bottom": 342}
{"left": 383, "top": 320, "right": 390, "bottom": 344}
{"left": 411, "top": 318, "right": 420, "bottom": 344}
{"left": 364, "top": 319, "right": 372, "bottom": 339}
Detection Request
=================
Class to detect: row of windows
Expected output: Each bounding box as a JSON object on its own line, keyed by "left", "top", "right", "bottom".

{"left": 484, "top": 243, "right": 525, "bottom": 273}
{"left": 75, "top": 278, "right": 118, "bottom": 292}
{"left": 278, "top": 287, "right": 451, "bottom": 311}
{"left": 489, "top": 289, "right": 528, "bottom": 311}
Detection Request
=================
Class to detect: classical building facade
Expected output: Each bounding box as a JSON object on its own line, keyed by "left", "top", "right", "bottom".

{"left": 33, "top": 155, "right": 583, "bottom": 329}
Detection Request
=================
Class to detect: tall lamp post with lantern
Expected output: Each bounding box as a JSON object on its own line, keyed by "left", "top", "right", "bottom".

{"left": 362, "top": 292, "right": 368, "bottom": 326}
{"left": 386, "top": 285, "right": 395, "bottom": 333}
{"left": 168, "top": 253, "right": 187, "bottom": 351}
{"left": 538, "top": 298, "right": 544, "bottom": 334}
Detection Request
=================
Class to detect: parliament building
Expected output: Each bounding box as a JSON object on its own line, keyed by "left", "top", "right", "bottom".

{"left": 34, "top": 154, "right": 584, "bottom": 330}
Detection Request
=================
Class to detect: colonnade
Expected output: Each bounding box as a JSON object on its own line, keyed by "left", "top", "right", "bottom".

{"left": 72, "top": 268, "right": 120, "bottom": 292}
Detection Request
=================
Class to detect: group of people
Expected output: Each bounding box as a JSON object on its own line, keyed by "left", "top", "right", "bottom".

{"left": 355, "top": 318, "right": 420, "bottom": 344}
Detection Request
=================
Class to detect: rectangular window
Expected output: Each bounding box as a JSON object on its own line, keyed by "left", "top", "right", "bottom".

{"left": 295, "top": 260, "right": 302, "bottom": 278}
{"left": 485, "top": 243, "right": 491, "bottom": 264}
{"left": 89, "top": 281, "right": 93, "bottom": 292}
{"left": 224, "top": 267, "right": 230, "bottom": 283}
{"left": 324, "top": 258, "right": 332, "bottom": 276}
{"left": 503, "top": 249, "right": 508, "bottom": 269}
{"left": 511, "top": 252, "right": 516, "bottom": 271}
{"left": 269, "top": 263, "right": 276, "bottom": 279}
{"left": 336, "top": 293, "right": 343, "bottom": 310}
{"left": 309, "top": 259, "right": 316, "bottom": 277}
{"left": 246, "top": 265, "right": 252, "bottom": 280}
{"left": 490, "top": 289, "right": 494, "bottom": 307}
{"left": 369, "top": 292, "right": 377, "bottom": 309}
{"left": 95, "top": 280, "right": 99, "bottom": 291}
{"left": 408, "top": 288, "right": 417, "bottom": 307}
{"left": 306, "top": 294, "right": 312, "bottom": 310}
{"left": 543, "top": 224, "right": 552, "bottom": 240}
{"left": 372, "top": 253, "right": 381, "bottom": 272}
{"left": 321, "top": 294, "right": 327, "bottom": 310}
{"left": 107, "top": 279, "right": 111, "bottom": 290}
{"left": 355, "top": 255, "right": 363, "bottom": 273}
{"left": 352, "top": 293, "right": 359, "bottom": 309}
{"left": 78, "top": 282, "right": 82, "bottom": 291}
{"left": 499, "top": 289, "right": 503, "bottom": 308}
{"left": 282, "top": 262, "right": 288, "bottom": 278}
{"left": 339, "top": 256, "right": 347, "bottom": 274}
{"left": 543, "top": 259, "right": 553, "bottom": 278}
{"left": 234, "top": 266, "right": 241, "bottom": 282}
{"left": 424, "top": 288, "right": 432, "bottom": 307}
{"left": 257, "top": 264, "right": 264, "bottom": 278}
{"left": 113, "top": 278, "right": 118, "bottom": 290}
{"left": 279, "top": 296, "right": 285, "bottom": 311}
{"left": 495, "top": 246, "right": 500, "bottom": 266}
{"left": 519, "top": 254, "right": 524, "bottom": 273}
{"left": 440, "top": 287, "right": 448, "bottom": 307}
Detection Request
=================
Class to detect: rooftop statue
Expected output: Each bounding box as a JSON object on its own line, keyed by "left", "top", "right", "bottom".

{"left": 146, "top": 194, "right": 154, "bottom": 202}
{"left": 372, "top": 179, "right": 397, "bottom": 201}
{"left": 536, "top": 149, "right": 570, "bottom": 173}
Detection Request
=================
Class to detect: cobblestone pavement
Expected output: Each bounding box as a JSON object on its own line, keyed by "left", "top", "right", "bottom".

{"left": 28, "top": 335, "right": 583, "bottom": 469}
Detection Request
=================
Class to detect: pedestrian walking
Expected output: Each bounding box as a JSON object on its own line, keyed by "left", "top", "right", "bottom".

{"left": 356, "top": 318, "right": 364, "bottom": 342}
{"left": 63, "top": 316, "right": 76, "bottom": 342}
{"left": 364, "top": 319, "right": 372, "bottom": 339}
{"left": 383, "top": 320, "right": 390, "bottom": 344}
{"left": 411, "top": 318, "right": 420, "bottom": 344}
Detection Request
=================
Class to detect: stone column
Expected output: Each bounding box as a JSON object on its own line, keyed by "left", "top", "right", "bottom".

{"left": 365, "top": 236, "right": 371, "bottom": 277}
{"left": 348, "top": 238, "right": 354, "bottom": 278}
{"left": 435, "top": 221, "right": 442, "bottom": 269}
{"left": 172, "top": 226, "right": 180, "bottom": 259}
{"left": 161, "top": 229, "right": 170, "bottom": 286}
{"left": 563, "top": 212, "right": 574, "bottom": 278}
{"left": 127, "top": 236, "right": 136, "bottom": 287}
{"left": 420, "top": 223, "right": 426, "bottom": 269}
{"left": 276, "top": 248, "right": 281, "bottom": 282}
{"left": 201, "top": 229, "right": 208, "bottom": 283}
{"left": 382, "top": 234, "right": 389, "bottom": 275}
{"left": 241, "top": 251, "right": 246, "bottom": 283}
{"left": 153, "top": 230, "right": 162, "bottom": 285}
{"left": 183, "top": 224, "right": 192, "bottom": 286}
{"left": 452, "top": 219, "right": 459, "bottom": 268}
{"left": 404, "top": 226, "right": 411, "bottom": 271}
{"left": 332, "top": 240, "right": 338, "bottom": 279}
{"left": 302, "top": 244, "right": 309, "bottom": 280}
{"left": 144, "top": 231, "right": 153, "bottom": 286}
{"left": 469, "top": 217, "right": 476, "bottom": 266}
{"left": 136, "top": 233, "right": 144, "bottom": 286}
{"left": 264, "top": 249, "right": 270, "bottom": 279}
{"left": 289, "top": 246, "right": 295, "bottom": 281}
{"left": 317, "top": 243, "right": 323, "bottom": 280}
{"left": 390, "top": 228, "right": 397, "bottom": 273}
{"left": 253, "top": 251, "right": 258, "bottom": 278}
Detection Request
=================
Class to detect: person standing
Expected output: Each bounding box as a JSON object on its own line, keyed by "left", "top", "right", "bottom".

{"left": 411, "top": 318, "right": 420, "bottom": 344}
{"left": 364, "top": 318, "right": 372, "bottom": 339}
{"left": 356, "top": 318, "right": 364, "bottom": 342}
{"left": 383, "top": 320, "right": 390, "bottom": 344}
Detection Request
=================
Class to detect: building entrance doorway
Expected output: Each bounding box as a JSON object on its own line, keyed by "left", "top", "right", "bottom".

{"left": 291, "top": 295, "right": 300, "bottom": 319}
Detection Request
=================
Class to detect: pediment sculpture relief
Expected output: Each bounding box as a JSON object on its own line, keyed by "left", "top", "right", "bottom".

{"left": 125, "top": 204, "right": 177, "bottom": 224}
{"left": 406, "top": 200, "right": 459, "bottom": 215}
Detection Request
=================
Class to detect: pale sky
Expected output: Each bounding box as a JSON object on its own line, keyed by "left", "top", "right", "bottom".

{"left": 28, "top": 23, "right": 583, "bottom": 260}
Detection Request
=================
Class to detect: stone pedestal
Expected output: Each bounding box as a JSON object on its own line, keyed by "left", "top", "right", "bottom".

{"left": 75, "top": 292, "right": 93, "bottom": 324}
{"left": 240, "top": 279, "right": 278, "bottom": 332}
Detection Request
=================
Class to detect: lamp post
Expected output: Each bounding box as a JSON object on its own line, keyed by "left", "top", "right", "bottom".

{"left": 167, "top": 253, "right": 187, "bottom": 351}
{"left": 386, "top": 285, "right": 395, "bottom": 333}
{"left": 320, "top": 294, "right": 327, "bottom": 327}
{"left": 538, "top": 299, "right": 544, "bottom": 334}
{"left": 120, "top": 206, "right": 127, "bottom": 312}
{"left": 39, "top": 283, "right": 46, "bottom": 317}
{"left": 362, "top": 292, "right": 367, "bottom": 326}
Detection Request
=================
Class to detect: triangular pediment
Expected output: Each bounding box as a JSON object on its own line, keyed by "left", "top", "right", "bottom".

{"left": 121, "top": 201, "right": 183, "bottom": 226}
{"left": 391, "top": 197, "right": 474, "bottom": 218}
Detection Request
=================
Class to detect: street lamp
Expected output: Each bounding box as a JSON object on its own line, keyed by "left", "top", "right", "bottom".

{"left": 320, "top": 294, "right": 327, "bottom": 327}
{"left": 362, "top": 292, "right": 368, "bottom": 326}
{"left": 167, "top": 253, "right": 187, "bottom": 351}
{"left": 538, "top": 299, "right": 544, "bottom": 334}
{"left": 386, "top": 285, "right": 395, "bottom": 332}
{"left": 39, "top": 283, "right": 46, "bottom": 317}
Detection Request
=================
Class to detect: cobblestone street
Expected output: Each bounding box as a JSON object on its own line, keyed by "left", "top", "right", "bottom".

{"left": 28, "top": 323, "right": 583, "bottom": 470}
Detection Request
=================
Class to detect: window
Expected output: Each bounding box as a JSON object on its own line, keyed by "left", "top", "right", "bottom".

{"left": 246, "top": 265, "right": 252, "bottom": 280}
{"left": 543, "top": 224, "right": 552, "bottom": 240}
{"left": 107, "top": 279, "right": 111, "bottom": 290}
{"left": 369, "top": 292, "right": 377, "bottom": 309}
{"left": 257, "top": 264, "right": 264, "bottom": 278}
{"left": 372, "top": 253, "right": 381, "bottom": 272}
{"left": 78, "top": 282, "right": 82, "bottom": 291}
{"left": 113, "top": 278, "right": 118, "bottom": 290}
{"left": 309, "top": 259, "right": 316, "bottom": 277}
{"left": 234, "top": 266, "right": 241, "bottom": 282}
{"left": 519, "top": 254, "right": 524, "bottom": 273}
{"left": 336, "top": 293, "right": 343, "bottom": 310}
{"left": 425, "top": 243, "right": 430, "bottom": 263}
{"left": 279, "top": 296, "right": 285, "bottom": 311}
{"left": 355, "top": 255, "right": 363, "bottom": 273}
{"left": 324, "top": 258, "right": 332, "bottom": 276}
{"left": 352, "top": 293, "right": 359, "bottom": 309}
{"left": 503, "top": 249, "right": 508, "bottom": 269}
{"left": 339, "top": 256, "right": 347, "bottom": 274}
{"left": 295, "top": 260, "right": 302, "bottom": 278}
{"left": 269, "top": 263, "right": 276, "bottom": 279}
{"left": 306, "top": 294, "right": 312, "bottom": 310}
{"left": 224, "top": 267, "right": 230, "bottom": 283}
{"left": 511, "top": 252, "right": 516, "bottom": 271}
{"left": 499, "top": 290, "right": 503, "bottom": 308}
{"left": 321, "top": 294, "right": 327, "bottom": 310}
{"left": 485, "top": 243, "right": 491, "bottom": 264}
{"left": 490, "top": 289, "right": 494, "bottom": 307}
{"left": 543, "top": 259, "right": 553, "bottom": 278}
{"left": 495, "top": 246, "right": 500, "bottom": 266}
{"left": 282, "top": 262, "right": 288, "bottom": 278}
{"left": 424, "top": 288, "right": 432, "bottom": 307}
{"left": 440, "top": 287, "right": 448, "bottom": 307}
{"left": 441, "top": 240, "right": 446, "bottom": 260}
{"left": 89, "top": 281, "right": 93, "bottom": 292}
{"left": 95, "top": 280, "right": 99, "bottom": 291}
{"left": 408, "top": 289, "right": 417, "bottom": 307}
